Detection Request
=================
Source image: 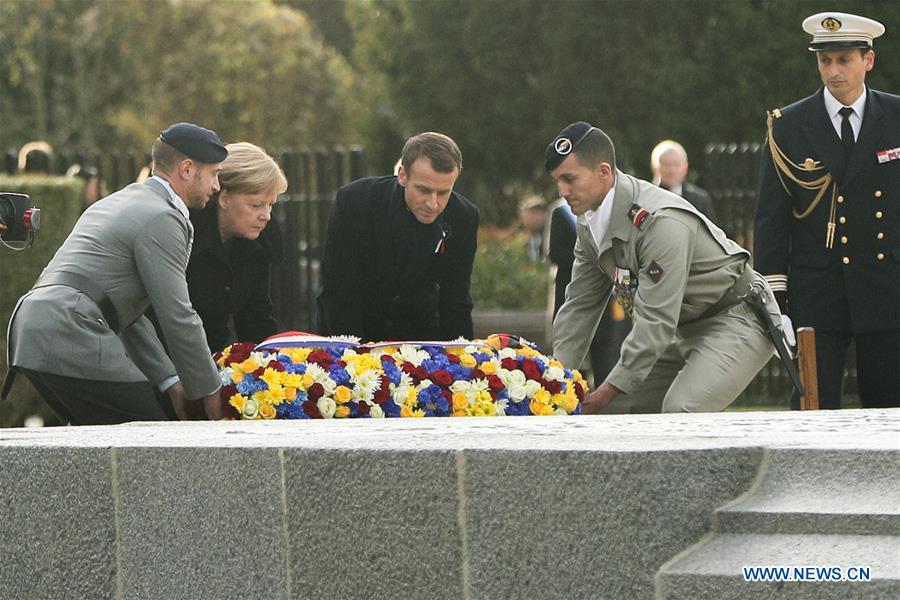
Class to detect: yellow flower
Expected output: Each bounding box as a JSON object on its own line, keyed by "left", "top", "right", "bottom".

{"left": 260, "top": 403, "right": 276, "bottom": 420}
{"left": 563, "top": 394, "right": 579, "bottom": 413}
{"left": 459, "top": 353, "right": 477, "bottom": 368}
{"left": 283, "top": 347, "right": 313, "bottom": 363}
{"left": 346, "top": 353, "right": 381, "bottom": 375}
{"left": 335, "top": 405, "right": 351, "bottom": 418}
{"left": 549, "top": 359, "right": 564, "bottom": 369}
{"left": 334, "top": 385, "right": 352, "bottom": 404}
{"left": 471, "top": 401, "right": 495, "bottom": 417}
{"left": 517, "top": 346, "right": 540, "bottom": 358}
{"left": 228, "top": 394, "right": 246, "bottom": 414}
{"left": 550, "top": 393, "right": 567, "bottom": 408}
{"left": 451, "top": 392, "right": 469, "bottom": 412}
{"left": 238, "top": 357, "right": 259, "bottom": 374}
{"left": 231, "top": 371, "right": 244, "bottom": 384}
{"left": 261, "top": 368, "right": 284, "bottom": 389}
{"left": 283, "top": 373, "right": 303, "bottom": 388}
{"left": 301, "top": 373, "right": 316, "bottom": 389}
{"left": 284, "top": 387, "right": 297, "bottom": 402}
{"left": 533, "top": 388, "right": 551, "bottom": 405}
{"left": 479, "top": 361, "right": 498, "bottom": 375}
{"left": 400, "top": 405, "right": 426, "bottom": 418}
{"left": 530, "top": 399, "right": 555, "bottom": 416}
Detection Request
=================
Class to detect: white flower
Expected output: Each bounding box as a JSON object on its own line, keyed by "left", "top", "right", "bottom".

{"left": 397, "top": 344, "right": 429, "bottom": 366}
{"left": 317, "top": 397, "right": 336, "bottom": 418}
{"left": 450, "top": 380, "right": 471, "bottom": 394}
{"left": 243, "top": 397, "right": 260, "bottom": 419}
{"left": 352, "top": 371, "right": 380, "bottom": 404}
{"left": 554, "top": 407, "right": 569, "bottom": 416}
{"left": 369, "top": 405, "right": 385, "bottom": 418}
{"left": 249, "top": 351, "right": 269, "bottom": 365}
{"left": 508, "top": 383, "right": 527, "bottom": 401}
{"left": 305, "top": 363, "right": 328, "bottom": 383}
{"left": 524, "top": 379, "right": 542, "bottom": 399}
{"left": 416, "top": 378, "right": 434, "bottom": 391}
{"left": 494, "top": 398, "right": 508, "bottom": 416}
{"left": 498, "top": 348, "right": 517, "bottom": 360}
{"left": 506, "top": 370, "right": 526, "bottom": 387}
{"left": 321, "top": 378, "right": 337, "bottom": 395}
{"left": 544, "top": 365, "right": 565, "bottom": 382}
{"left": 219, "top": 367, "right": 234, "bottom": 386}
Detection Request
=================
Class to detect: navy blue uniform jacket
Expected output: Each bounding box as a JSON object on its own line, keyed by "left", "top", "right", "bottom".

{"left": 754, "top": 87, "right": 900, "bottom": 333}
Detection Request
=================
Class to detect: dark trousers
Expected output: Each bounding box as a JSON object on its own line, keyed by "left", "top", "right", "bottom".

{"left": 20, "top": 368, "right": 175, "bottom": 425}
{"left": 791, "top": 329, "right": 900, "bottom": 410}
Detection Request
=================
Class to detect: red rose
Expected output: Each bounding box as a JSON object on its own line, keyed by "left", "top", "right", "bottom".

{"left": 487, "top": 374, "right": 505, "bottom": 391}
{"left": 373, "top": 376, "right": 391, "bottom": 405}
{"left": 442, "top": 390, "right": 452, "bottom": 401}
{"left": 307, "top": 383, "right": 325, "bottom": 401}
{"left": 380, "top": 354, "right": 396, "bottom": 365}
{"left": 224, "top": 343, "right": 253, "bottom": 365}
{"left": 358, "top": 403, "right": 371, "bottom": 417}
{"left": 574, "top": 382, "right": 586, "bottom": 400}
{"left": 221, "top": 384, "right": 237, "bottom": 399}
{"left": 522, "top": 360, "right": 542, "bottom": 381}
{"left": 336, "top": 360, "right": 347, "bottom": 368}
{"left": 401, "top": 363, "right": 428, "bottom": 383}
{"left": 447, "top": 354, "right": 460, "bottom": 364}
{"left": 471, "top": 369, "right": 485, "bottom": 380}
{"left": 432, "top": 370, "right": 453, "bottom": 387}
{"left": 302, "top": 399, "right": 322, "bottom": 418}
{"left": 267, "top": 360, "right": 285, "bottom": 372}
{"left": 544, "top": 379, "right": 563, "bottom": 394}
{"left": 251, "top": 367, "right": 265, "bottom": 378}
{"left": 307, "top": 350, "right": 333, "bottom": 367}
{"left": 501, "top": 357, "right": 519, "bottom": 371}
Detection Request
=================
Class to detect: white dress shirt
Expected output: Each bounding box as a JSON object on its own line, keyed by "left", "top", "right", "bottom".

{"left": 823, "top": 86, "right": 866, "bottom": 142}
{"left": 584, "top": 185, "right": 616, "bottom": 251}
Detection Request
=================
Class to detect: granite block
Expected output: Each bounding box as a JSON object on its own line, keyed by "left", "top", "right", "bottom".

{"left": 115, "top": 447, "right": 287, "bottom": 600}
{"left": 0, "top": 446, "right": 116, "bottom": 600}
{"left": 282, "top": 449, "right": 463, "bottom": 600}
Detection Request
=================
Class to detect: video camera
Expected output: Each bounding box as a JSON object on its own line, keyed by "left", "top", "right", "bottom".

{"left": 0, "top": 193, "right": 41, "bottom": 250}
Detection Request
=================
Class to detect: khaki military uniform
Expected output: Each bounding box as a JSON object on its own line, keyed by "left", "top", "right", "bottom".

{"left": 553, "top": 172, "right": 776, "bottom": 412}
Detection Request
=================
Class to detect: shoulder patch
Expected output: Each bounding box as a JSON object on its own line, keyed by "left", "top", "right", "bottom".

{"left": 628, "top": 204, "right": 650, "bottom": 228}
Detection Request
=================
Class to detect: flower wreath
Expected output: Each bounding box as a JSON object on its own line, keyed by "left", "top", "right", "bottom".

{"left": 214, "top": 332, "right": 585, "bottom": 420}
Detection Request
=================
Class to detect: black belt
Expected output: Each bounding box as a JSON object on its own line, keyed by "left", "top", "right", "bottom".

{"left": 33, "top": 271, "right": 121, "bottom": 333}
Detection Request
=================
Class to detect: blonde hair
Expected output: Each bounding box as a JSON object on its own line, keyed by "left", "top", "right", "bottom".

{"left": 218, "top": 142, "right": 287, "bottom": 196}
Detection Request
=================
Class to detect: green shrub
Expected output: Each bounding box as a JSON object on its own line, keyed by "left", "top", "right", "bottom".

{"left": 0, "top": 176, "right": 84, "bottom": 427}
{"left": 471, "top": 230, "right": 549, "bottom": 310}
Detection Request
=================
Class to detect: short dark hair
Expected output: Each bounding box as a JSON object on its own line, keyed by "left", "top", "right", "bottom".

{"left": 573, "top": 128, "right": 617, "bottom": 170}
{"left": 150, "top": 137, "right": 190, "bottom": 175}
{"left": 401, "top": 132, "right": 462, "bottom": 174}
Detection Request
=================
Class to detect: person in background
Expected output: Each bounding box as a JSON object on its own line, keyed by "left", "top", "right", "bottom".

{"left": 650, "top": 139, "right": 716, "bottom": 221}
{"left": 184, "top": 142, "right": 287, "bottom": 354}
{"left": 518, "top": 195, "right": 547, "bottom": 262}
{"left": 754, "top": 11, "right": 899, "bottom": 409}
{"left": 17, "top": 141, "right": 54, "bottom": 175}
{"left": 318, "top": 132, "right": 479, "bottom": 342}
{"left": 66, "top": 164, "right": 109, "bottom": 211}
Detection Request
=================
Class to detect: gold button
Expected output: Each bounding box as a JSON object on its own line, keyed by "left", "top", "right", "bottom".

{"left": 842, "top": 257, "right": 850, "bottom": 264}
{"left": 837, "top": 195, "right": 844, "bottom": 203}
{"left": 875, "top": 190, "right": 882, "bottom": 198}
{"left": 841, "top": 236, "right": 848, "bottom": 244}
{"left": 877, "top": 232, "right": 885, "bottom": 240}
{"left": 877, "top": 253, "right": 885, "bottom": 261}
{"left": 839, "top": 216, "right": 847, "bottom": 224}
{"left": 876, "top": 211, "right": 883, "bottom": 219}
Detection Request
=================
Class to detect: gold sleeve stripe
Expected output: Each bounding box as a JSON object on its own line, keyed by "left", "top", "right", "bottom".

{"left": 765, "top": 274, "right": 788, "bottom": 292}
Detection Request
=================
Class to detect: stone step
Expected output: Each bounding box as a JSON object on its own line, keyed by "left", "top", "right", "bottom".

{"left": 715, "top": 448, "right": 900, "bottom": 536}
{"left": 656, "top": 532, "right": 900, "bottom": 599}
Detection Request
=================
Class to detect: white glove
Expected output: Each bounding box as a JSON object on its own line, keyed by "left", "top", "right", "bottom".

{"left": 780, "top": 314, "right": 796, "bottom": 347}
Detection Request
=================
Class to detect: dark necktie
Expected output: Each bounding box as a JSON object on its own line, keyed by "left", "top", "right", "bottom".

{"left": 839, "top": 106, "right": 855, "bottom": 158}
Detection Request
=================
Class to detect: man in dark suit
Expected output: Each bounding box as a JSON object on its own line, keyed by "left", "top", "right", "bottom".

{"left": 318, "top": 132, "right": 479, "bottom": 342}
{"left": 3, "top": 123, "right": 228, "bottom": 423}
{"left": 754, "top": 11, "right": 900, "bottom": 409}
{"left": 650, "top": 140, "right": 717, "bottom": 221}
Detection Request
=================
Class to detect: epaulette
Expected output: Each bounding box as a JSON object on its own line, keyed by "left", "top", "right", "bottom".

{"left": 628, "top": 203, "right": 650, "bottom": 228}
{"left": 771, "top": 108, "right": 782, "bottom": 119}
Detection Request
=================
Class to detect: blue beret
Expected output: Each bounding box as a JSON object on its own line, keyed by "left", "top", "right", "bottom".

{"left": 545, "top": 121, "right": 597, "bottom": 172}
{"left": 159, "top": 122, "right": 228, "bottom": 164}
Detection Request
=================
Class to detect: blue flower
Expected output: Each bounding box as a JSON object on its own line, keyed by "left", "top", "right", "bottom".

{"left": 237, "top": 377, "right": 266, "bottom": 396}
{"left": 472, "top": 351, "right": 491, "bottom": 364}
{"left": 382, "top": 399, "right": 401, "bottom": 417}
{"left": 447, "top": 364, "right": 472, "bottom": 380}
{"left": 328, "top": 364, "right": 350, "bottom": 385}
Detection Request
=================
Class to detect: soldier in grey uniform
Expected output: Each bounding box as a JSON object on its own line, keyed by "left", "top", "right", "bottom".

{"left": 3, "top": 123, "right": 228, "bottom": 424}
{"left": 548, "top": 122, "right": 779, "bottom": 413}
